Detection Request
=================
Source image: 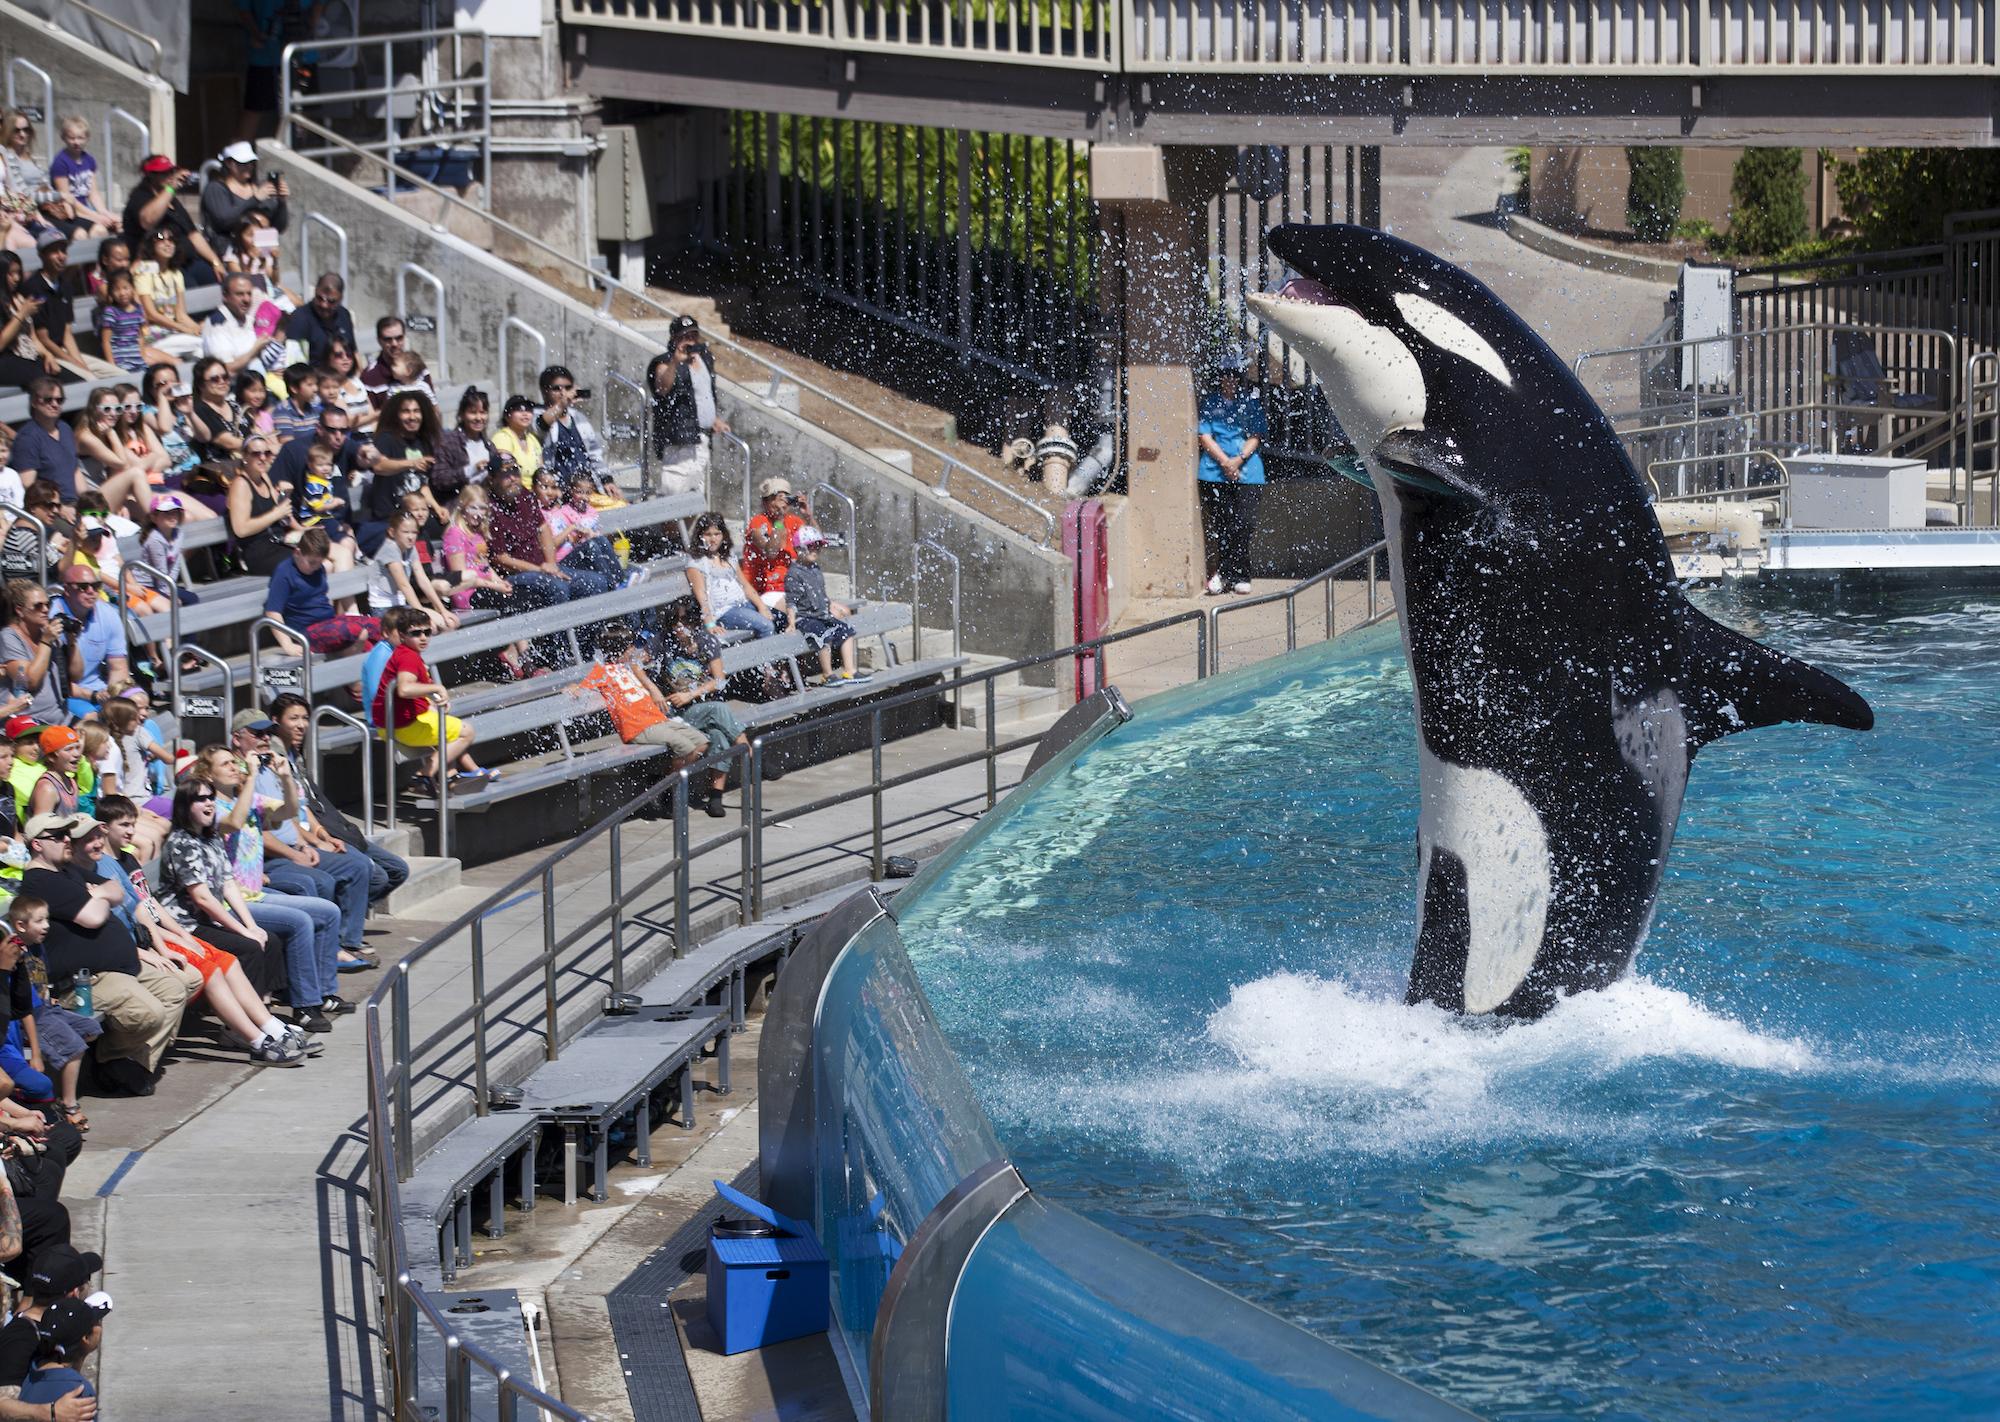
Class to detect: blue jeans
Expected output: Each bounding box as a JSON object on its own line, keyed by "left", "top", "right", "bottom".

{"left": 561, "top": 537, "right": 623, "bottom": 583}
{"left": 359, "top": 839, "right": 409, "bottom": 906}
{"left": 266, "top": 847, "right": 375, "bottom": 950}
{"left": 717, "top": 604, "right": 775, "bottom": 638}
{"left": 560, "top": 567, "right": 615, "bottom": 600}
{"left": 252, "top": 889, "right": 343, "bottom": 1006}
{"left": 506, "top": 570, "right": 572, "bottom": 608}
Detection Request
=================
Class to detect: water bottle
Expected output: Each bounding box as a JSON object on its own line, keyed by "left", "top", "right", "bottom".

{"left": 72, "top": 970, "right": 94, "bottom": 1019}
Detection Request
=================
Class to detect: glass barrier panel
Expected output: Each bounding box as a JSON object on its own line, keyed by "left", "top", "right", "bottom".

{"left": 946, "top": 1196, "right": 1471, "bottom": 1422}
{"left": 813, "top": 911, "right": 1004, "bottom": 1384}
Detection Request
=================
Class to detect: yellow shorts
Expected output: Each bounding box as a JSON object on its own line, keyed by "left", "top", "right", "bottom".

{"left": 392, "top": 710, "right": 464, "bottom": 748}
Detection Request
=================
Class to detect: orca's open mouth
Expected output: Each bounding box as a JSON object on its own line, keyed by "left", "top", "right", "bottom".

{"left": 1266, "top": 275, "right": 1350, "bottom": 312}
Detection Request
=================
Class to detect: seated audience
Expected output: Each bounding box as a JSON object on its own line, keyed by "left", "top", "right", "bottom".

{"left": 121, "top": 155, "right": 223, "bottom": 287}
{"left": 1, "top": 897, "right": 100, "bottom": 1130}
{"left": 0, "top": 580, "right": 65, "bottom": 728}
{"left": 533, "top": 468, "right": 619, "bottom": 595}
{"left": 284, "top": 273, "right": 356, "bottom": 367}
{"left": 265, "top": 692, "right": 410, "bottom": 913}
{"left": 48, "top": 117, "right": 120, "bottom": 235}
{"left": 199, "top": 142, "right": 289, "bottom": 255}
{"left": 50, "top": 568, "right": 129, "bottom": 721}
{"left": 363, "top": 391, "right": 445, "bottom": 552}
{"left": 226, "top": 433, "right": 303, "bottom": 577}
{"left": 785, "top": 527, "right": 871, "bottom": 685}
{"left": 686, "top": 512, "right": 775, "bottom": 637}
{"left": 743, "top": 477, "right": 810, "bottom": 617}
{"left": 485, "top": 458, "right": 575, "bottom": 610}
{"left": 491, "top": 394, "right": 542, "bottom": 483}
{"left": 360, "top": 317, "right": 434, "bottom": 407}
{"left": 432, "top": 386, "right": 493, "bottom": 498}
{"left": 0, "top": 252, "right": 54, "bottom": 393}
{"left": 132, "top": 225, "right": 203, "bottom": 357}
{"left": 264, "top": 527, "right": 377, "bottom": 656}
{"left": 371, "top": 607, "right": 493, "bottom": 796}
{"left": 17, "top": 1297, "right": 105, "bottom": 1413}
{"left": 534, "top": 365, "right": 618, "bottom": 498}
{"left": 21, "top": 810, "right": 194, "bottom": 1097}
{"left": 367, "top": 510, "right": 459, "bottom": 629}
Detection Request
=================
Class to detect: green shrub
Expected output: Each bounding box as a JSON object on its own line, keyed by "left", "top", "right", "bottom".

{"left": 1674, "top": 217, "right": 1724, "bottom": 247}
{"left": 1505, "top": 146, "right": 1532, "bottom": 207}
{"left": 1624, "top": 148, "right": 1685, "bottom": 242}
{"left": 1834, "top": 148, "right": 2000, "bottom": 250}
{"left": 1728, "top": 148, "right": 1809, "bottom": 256}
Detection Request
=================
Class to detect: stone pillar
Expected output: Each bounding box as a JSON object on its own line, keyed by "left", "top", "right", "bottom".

{"left": 1091, "top": 145, "right": 1233, "bottom": 599}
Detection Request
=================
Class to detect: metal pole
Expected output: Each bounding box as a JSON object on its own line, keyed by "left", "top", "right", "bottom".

{"left": 391, "top": 966, "right": 413, "bottom": 1177}
{"left": 1196, "top": 611, "right": 1209, "bottom": 679}
{"left": 470, "top": 919, "right": 489, "bottom": 1116}
{"left": 736, "top": 746, "right": 752, "bottom": 927}
{"left": 748, "top": 738, "right": 765, "bottom": 922}
{"left": 1285, "top": 597, "right": 1297, "bottom": 651}
{"left": 436, "top": 694, "right": 449, "bottom": 861}
{"left": 672, "top": 770, "right": 691, "bottom": 956}
{"left": 608, "top": 820, "right": 625, "bottom": 996}
{"left": 540, "top": 866, "right": 558, "bottom": 1060}
{"left": 444, "top": 1335, "right": 470, "bottom": 1422}
{"left": 984, "top": 678, "right": 997, "bottom": 807}
{"left": 869, "top": 709, "right": 884, "bottom": 880}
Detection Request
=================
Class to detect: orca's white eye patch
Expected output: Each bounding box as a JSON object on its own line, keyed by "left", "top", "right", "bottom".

{"left": 1393, "top": 291, "right": 1514, "bottom": 388}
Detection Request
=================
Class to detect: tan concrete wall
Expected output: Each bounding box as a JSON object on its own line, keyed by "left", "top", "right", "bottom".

{"left": 0, "top": 0, "right": 176, "bottom": 195}
{"left": 1528, "top": 147, "right": 1852, "bottom": 237}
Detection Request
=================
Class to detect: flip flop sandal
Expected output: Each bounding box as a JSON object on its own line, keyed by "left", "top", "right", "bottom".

{"left": 59, "top": 1104, "right": 88, "bottom": 1132}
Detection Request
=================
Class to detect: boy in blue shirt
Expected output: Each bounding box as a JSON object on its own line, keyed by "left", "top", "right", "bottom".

{"left": 1196, "top": 352, "right": 1268, "bottom": 596}
{"left": 17, "top": 1295, "right": 104, "bottom": 1412}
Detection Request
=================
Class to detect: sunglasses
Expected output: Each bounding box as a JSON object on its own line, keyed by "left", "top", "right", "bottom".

{"left": 203, "top": 373, "right": 229, "bottom": 384}
{"left": 20, "top": 601, "right": 47, "bottom": 612}
{"left": 119, "top": 402, "right": 141, "bottom": 412}
{"left": 190, "top": 792, "right": 216, "bottom": 803}
{"left": 245, "top": 449, "right": 275, "bottom": 459}
{"left": 548, "top": 383, "right": 574, "bottom": 393}
{"left": 31, "top": 394, "right": 61, "bottom": 406}
{"left": 409, "top": 627, "right": 433, "bottom": 637}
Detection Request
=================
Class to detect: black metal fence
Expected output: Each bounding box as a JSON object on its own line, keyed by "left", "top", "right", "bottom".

{"left": 699, "top": 113, "right": 1102, "bottom": 394}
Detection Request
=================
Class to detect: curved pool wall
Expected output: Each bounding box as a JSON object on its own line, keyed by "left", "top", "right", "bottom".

{"left": 759, "top": 684, "right": 1471, "bottom": 1421}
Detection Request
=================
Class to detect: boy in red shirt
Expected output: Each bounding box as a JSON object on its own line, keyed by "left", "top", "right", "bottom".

{"left": 371, "top": 607, "right": 495, "bottom": 795}
{"left": 741, "top": 477, "right": 810, "bottom": 616}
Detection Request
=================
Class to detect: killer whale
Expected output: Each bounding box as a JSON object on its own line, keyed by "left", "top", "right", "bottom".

{"left": 1246, "top": 223, "right": 1873, "bottom": 1021}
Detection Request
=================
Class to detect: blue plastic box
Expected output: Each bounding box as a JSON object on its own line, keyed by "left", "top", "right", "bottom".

{"left": 704, "top": 1178, "right": 830, "bottom": 1355}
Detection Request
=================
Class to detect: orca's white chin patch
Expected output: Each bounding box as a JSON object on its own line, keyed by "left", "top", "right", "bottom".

{"left": 1417, "top": 744, "right": 1552, "bottom": 1014}
{"left": 1245, "top": 289, "right": 1425, "bottom": 455}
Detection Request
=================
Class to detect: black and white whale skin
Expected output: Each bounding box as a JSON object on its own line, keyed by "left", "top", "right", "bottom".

{"left": 1246, "top": 224, "right": 1873, "bottom": 1021}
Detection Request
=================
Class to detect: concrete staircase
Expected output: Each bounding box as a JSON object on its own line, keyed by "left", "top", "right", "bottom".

{"left": 368, "top": 826, "right": 464, "bottom": 917}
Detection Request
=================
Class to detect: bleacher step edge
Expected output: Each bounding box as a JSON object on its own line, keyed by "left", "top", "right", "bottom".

{"left": 381, "top": 856, "right": 464, "bottom": 918}
{"left": 955, "top": 683, "right": 1065, "bottom": 730}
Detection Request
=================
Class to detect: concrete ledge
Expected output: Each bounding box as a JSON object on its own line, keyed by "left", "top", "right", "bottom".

{"left": 1501, "top": 210, "right": 1683, "bottom": 284}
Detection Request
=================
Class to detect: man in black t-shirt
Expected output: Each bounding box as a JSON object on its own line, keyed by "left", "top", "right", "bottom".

{"left": 20, "top": 814, "right": 192, "bottom": 1097}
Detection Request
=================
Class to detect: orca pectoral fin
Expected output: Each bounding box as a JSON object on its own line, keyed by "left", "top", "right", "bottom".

{"left": 1374, "top": 428, "right": 1478, "bottom": 499}
{"left": 1682, "top": 611, "right": 1875, "bottom": 751}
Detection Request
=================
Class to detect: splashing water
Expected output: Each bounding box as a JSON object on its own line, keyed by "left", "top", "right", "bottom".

{"left": 899, "top": 584, "right": 2000, "bottom": 1420}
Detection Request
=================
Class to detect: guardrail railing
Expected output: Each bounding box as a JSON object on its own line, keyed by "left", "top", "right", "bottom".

{"left": 562, "top": 0, "right": 1996, "bottom": 71}
{"left": 364, "top": 546, "right": 1394, "bottom": 1418}
{"left": 275, "top": 116, "right": 1062, "bottom": 547}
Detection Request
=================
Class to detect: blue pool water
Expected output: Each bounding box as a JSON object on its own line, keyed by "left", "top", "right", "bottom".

{"left": 897, "top": 584, "right": 2000, "bottom": 1421}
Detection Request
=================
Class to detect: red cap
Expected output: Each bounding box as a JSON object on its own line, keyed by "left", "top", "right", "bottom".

{"left": 3, "top": 715, "right": 43, "bottom": 742}
{"left": 140, "top": 154, "right": 176, "bottom": 175}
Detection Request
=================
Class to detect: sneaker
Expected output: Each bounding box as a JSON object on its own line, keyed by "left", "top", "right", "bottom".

{"left": 1205, "top": 573, "right": 1226, "bottom": 596}
{"left": 295, "top": 1009, "right": 334, "bottom": 1035}
{"left": 320, "top": 995, "right": 357, "bottom": 1017}
{"left": 282, "top": 1026, "right": 326, "bottom": 1058}
{"left": 1232, "top": 580, "right": 1252, "bottom": 594}
{"left": 846, "top": 670, "right": 875, "bottom": 684}
{"left": 704, "top": 788, "right": 728, "bottom": 819}
{"left": 249, "top": 1037, "right": 307, "bottom": 1067}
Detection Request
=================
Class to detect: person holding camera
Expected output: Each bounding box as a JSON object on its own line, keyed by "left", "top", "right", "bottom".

{"left": 743, "top": 477, "right": 810, "bottom": 616}
{"left": 534, "top": 365, "right": 619, "bottom": 500}
{"left": 120, "top": 156, "right": 223, "bottom": 289}
{"left": 200, "top": 142, "right": 289, "bottom": 255}
{"left": 0, "top": 580, "right": 66, "bottom": 728}
{"left": 644, "top": 317, "right": 730, "bottom": 498}
{"left": 48, "top": 566, "right": 127, "bottom": 722}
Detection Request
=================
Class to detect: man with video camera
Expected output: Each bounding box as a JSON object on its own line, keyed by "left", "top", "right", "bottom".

{"left": 644, "top": 316, "right": 731, "bottom": 497}
{"left": 48, "top": 567, "right": 126, "bottom": 723}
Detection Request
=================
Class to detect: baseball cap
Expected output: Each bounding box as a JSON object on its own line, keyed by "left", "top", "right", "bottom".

{"left": 38, "top": 725, "right": 79, "bottom": 756}
{"left": 231, "top": 710, "right": 277, "bottom": 736}
{"left": 219, "top": 140, "right": 258, "bottom": 165}
{"left": 27, "top": 1244, "right": 102, "bottom": 1300}
{"left": 150, "top": 493, "right": 186, "bottom": 514}
{"left": 23, "top": 811, "right": 81, "bottom": 842}
{"left": 792, "top": 526, "right": 828, "bottom": 551}
{"left": 34, "top": 229, "right": 68, "bottom": 254}
{"left": 4, "top": 715, "right": 45, "bottom": 742}
{"left": 758, "top": 477, "right": 793, "bottom": 499}
{"left": 34, "top": 1296, "right": 107, "bottom": 1361}
{"left": 140, "top": 154, "right": 177, "bottom": 175}
{"left": 667, "top": 314, "right": 700, "bottom": 339}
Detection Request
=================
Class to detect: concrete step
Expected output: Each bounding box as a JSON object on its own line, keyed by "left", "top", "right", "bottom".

{"left": 633, "top": 287, "right": 735, "bottom": 340}
{"left": 369, "top": 826, "right": 422, "bottom": 860}
{"left": 380, "top": 855, "right": 463, "bottom": 917}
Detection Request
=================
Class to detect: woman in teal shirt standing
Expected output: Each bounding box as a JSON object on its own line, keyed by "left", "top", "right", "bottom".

{"left": 1196, "top": 350, "right": 1267, "bottom": 595}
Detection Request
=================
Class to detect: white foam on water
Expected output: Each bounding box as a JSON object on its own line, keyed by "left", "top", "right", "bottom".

{"left": 1007, "top": 972, "right": 1825, "bottom": 1169}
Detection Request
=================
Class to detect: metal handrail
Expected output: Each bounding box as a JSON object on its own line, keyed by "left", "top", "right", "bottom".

{"left": 717, "top": 430, "right": 752, "bottom": 529}
{"left": 310, "top": 704, "right": 374, "bottom": 833}
{"left": 809, "top": 482, "right": 858, "bottom": 591}
{"left": 301, "top": 213, "right": 350, "bottom": 292}
{"left": 277, "top": 115, "right": 1062, "bottom": 546}
{"left": 911, "top": 539, "right": 960, "bottom": 665}
{"left": 248, "top": 615, "right": 315, "bottom": 714}
{"left": 279, "top": 28, "right": 494, "bottom": 212}
{"left": 4, "top": 60, "right": 53, "bottom": 166}
{"left": 177, "top": 643, "right": 237, "bottom": 727}
{"left": 498, "top": 316, "right": 547, "bottom": 401}
{"left": 104, "top": 108, "right": 151, "bottom": 210}
{"left": 396, "top": 263, "right": 449, "bottom": 383}
{"left": 38, "top": 0, "right": 163, "bottom": 76}
{"left": 1208, "top": 539, "right": 1391, "bottom": 674}
{"left": 361, "top": 544, "right": 1385, "bottom": 1419}
{"left": 601, "top": 370, "right": 647, "bottom": 492}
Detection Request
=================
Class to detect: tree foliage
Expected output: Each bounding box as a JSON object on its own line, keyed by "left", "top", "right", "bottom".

{"left": 1624, "top": 147, "right": 1685, "bottom": 243}
{"left": 1833, "top": 148, "right": 2000, "bottom": 250}
{"left": 1728, "top": 148, "right": 1809, "bottom": 256}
